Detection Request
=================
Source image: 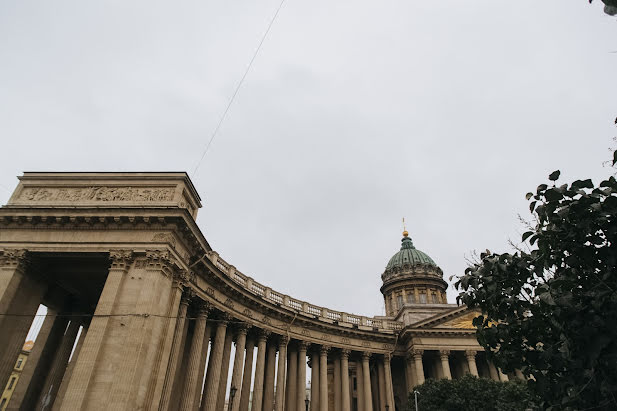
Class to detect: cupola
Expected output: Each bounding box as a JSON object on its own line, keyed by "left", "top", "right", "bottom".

{"left": 380, "top": 231, "right": 448, "bottom": 316}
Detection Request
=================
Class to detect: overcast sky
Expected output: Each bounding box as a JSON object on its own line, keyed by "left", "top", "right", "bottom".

{"left": 1, "top": 1, "right": 616, "bottom": 318}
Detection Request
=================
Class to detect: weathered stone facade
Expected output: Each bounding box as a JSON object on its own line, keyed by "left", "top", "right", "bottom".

{"left": 0, "top": 172, "right": 518, "bottom": 411}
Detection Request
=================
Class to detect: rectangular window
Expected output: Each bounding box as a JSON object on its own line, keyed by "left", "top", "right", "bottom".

{"left": 407, "top": 293, "right": 416, "bottom": 303}
{"left": 432, "top": 294, "right": 439, "bottom": 303}
{"left": 396, "top": 295, "right": 403, "bottom": 309}
{"left": 419, "top": 292, "right": 427, "bottom": 303}
{"left": 8, "top": 376, "right": 16, "bottom": 389}
{"left": 16, "top": 358, "right": 23, "bottom": 369}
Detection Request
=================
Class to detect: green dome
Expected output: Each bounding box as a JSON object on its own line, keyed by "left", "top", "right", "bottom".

{"left": 385, "top": 235, "right": 437, "bottom": 271}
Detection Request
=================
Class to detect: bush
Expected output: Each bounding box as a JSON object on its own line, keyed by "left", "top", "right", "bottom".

{"left": 407, "top": 375, "right": 535, "bottom": 411}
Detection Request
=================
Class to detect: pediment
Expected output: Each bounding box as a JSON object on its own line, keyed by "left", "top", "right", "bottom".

{"left": 411, "top": 305, "right": 481, "bottom": 330}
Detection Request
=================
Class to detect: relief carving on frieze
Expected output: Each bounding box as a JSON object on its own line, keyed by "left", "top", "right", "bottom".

{"left": 19, "top": 186, "right": 175, "bottom": 203}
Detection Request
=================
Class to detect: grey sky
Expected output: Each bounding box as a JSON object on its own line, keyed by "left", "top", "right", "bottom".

{"left": 1, "top": 1, "right": 616, "bottom": 318}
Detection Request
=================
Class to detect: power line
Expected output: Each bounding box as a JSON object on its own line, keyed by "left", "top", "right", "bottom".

{"left": 192, "top": 0, "right": 288, "bottom": 176}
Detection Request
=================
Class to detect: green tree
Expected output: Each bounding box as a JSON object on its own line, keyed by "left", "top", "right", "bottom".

{"left": 408, "top": 375, "right": 534, "bottom": 411}
{"left": 591, "top": 0, "right": 617, "bottom": 16}
{"left": 456, "top": 147, "right": 617, "bottom": 410}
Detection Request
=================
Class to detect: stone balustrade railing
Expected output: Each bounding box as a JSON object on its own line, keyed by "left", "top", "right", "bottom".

{"left": 207, "top": 251, "right": 403, "bottom": 332}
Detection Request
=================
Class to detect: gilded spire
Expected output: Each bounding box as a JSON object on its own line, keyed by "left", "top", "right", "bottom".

{"left": 402, "top": 217, "right": 408, "bottom": 237}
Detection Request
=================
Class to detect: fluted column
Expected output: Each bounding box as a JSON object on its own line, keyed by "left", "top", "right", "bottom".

{"left": 356, "top": 360, "right": 365, "bottom": 411}
{"left": 319, "top": 346, "right": 329, "bottom": 411}
{"left": 239, "top": 336, "right": 255, "bottom": 411}
{"left": 159, "top": 292, "right": 190, "bottom": 411}
{"left": 263, "top": 341, "right": 277, "bottom": 411}
{"left": 230, "top": 325, "right": 248, "bottom": 411}
{"left": 361, "top": 352, "right": 373, "bottom": 411}
{"left": 340, "top": 350, "right": 351, "bottom": 411}
{"left": 465, "top": 350, "right": 479, "bottom": 377}
{"left": 412, "top": 350, "right": 424, "bottom": 385}
{"left": 439, "top": 350, "right": 452, "bottom": 380}
{"left": 215, "top": 327, "right": 234, "bottom": 410}
{"left": 37, "top": 318, "right": 81, "bottom": 411}
{"left": 274, "top": 336, "right": 288, "bottom": 411}
{"left": 333, "top": 352, "right": 341, "bottom": 411}
{"left": 286, "top": 346, "right": 297, "bottom": 411}
{"left": 377, "top": 360, "right": 386, "bottom": 411}
{"left": 296, "top": 342, "right": 308, "bottom": 411}
{"left": 195, "top": 323, "right": 213, "bottom": 408}
{"left": 179, "top": 303, "right": 210, "bottom": 411}
{"left": 201, "top": 316, "right": 229, "bottom": 411}
{"left": 252, "top": 330, "right": 270, "bottom": 411}
{"left": 383, "top": 354, "right": 394, "bottom": 410}
{"left": 310, "top": 350, "right": 319, "bottom": 411}
{"left": 52, "top": 321, "right": 88, "bottom": 411}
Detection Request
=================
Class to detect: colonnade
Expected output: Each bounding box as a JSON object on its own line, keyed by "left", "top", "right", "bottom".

{"left": 161, "top": 289, "right": 397, "bottom": 411}
{"left": 404, "top": 349, "right": 515, "bottom": 389}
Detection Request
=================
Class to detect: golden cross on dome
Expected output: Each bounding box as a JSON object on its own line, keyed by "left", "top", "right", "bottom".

{"left": 402, "top": 217, "right": 408, "bottom": 237}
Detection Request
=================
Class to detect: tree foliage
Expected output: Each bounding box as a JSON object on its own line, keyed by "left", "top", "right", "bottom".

{"left": 407, "top": 375, "right": 534, "bottom": 411}
{"left": 456, "top": 148, "right": 617, "bottom": 410}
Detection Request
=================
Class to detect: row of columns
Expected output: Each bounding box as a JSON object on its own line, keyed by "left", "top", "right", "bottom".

{"left": 404, "top": 349, "right": 515, "bottom": 390}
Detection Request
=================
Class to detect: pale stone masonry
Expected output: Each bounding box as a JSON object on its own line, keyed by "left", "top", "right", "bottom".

{"left": 0, "top": 172, "right": 524, "bottom": 411}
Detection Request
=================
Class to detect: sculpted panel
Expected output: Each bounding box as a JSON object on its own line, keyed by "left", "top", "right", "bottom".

{"left": 18, "top": 186, "right": 175, "bottom": 203}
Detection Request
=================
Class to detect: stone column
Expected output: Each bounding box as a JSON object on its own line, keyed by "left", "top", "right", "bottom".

{"left": 230, "top": 325, "right": 248, "bottom": 411}
{"left": 60, "top": 250, "right": 133, "bottom": 411}
{"left": 465, "top": 351, "right": 479, "bottom": 377}
{"left": 296, "top": 341, "right": 308, "bottom": 411}
{"left": 178, "top": 303, "right": 210, "bottom": 411}
{"left": 404, "top": 354, "right": 415, "bottom": 393}
{"left": 383, "top": 354, "right": 394, "bottom": 410}
{"left": 201, "top": 316, "right": 229, "bottom": 411}
{"left": 333, "top": 352, "right": 341, "bottom": 411}
{"left": 252, "top": 330, "right": 270, "bottom": 411}
{"left": 340, "top": 350, "right": 351, "bottom": 411}
{"left": 262, "top": 341, "right": 277, "bottom": 411}
{"left": 487, "top": 360, "right": 500, "bottom": 381}
{"left": 239, "top": 336, "right": 255, "bottom": 411}
{"left": 37, "top": 318, "right": 81, "bottom": 411}
{"left": 361, "top": 353, "right": 373, "bottom": 411}
{"left": 412, "top": 350, "right": 424, "bottom": 385}
{"left": 195, "top": 323, "right": 213, "bottom": 408}
{"left": 356, "top": 360, "right": 365, "bottom": 411}
{"left": 498, "top": 369, "right": 509, "bottom": 382}
{"left": 159, "top": 292, "right": 190, "bottom": 411}
{"left": 52, "top": 322, "right": 88, "bottom": 411}
{"left": 439, "top": 350, "right": 452, "bottom": 380}
{"left": 286, "top": 346, "right": 297, "bottom": 411}
{"left": 310, "top": 350, "right": 319, "bottom": 411}
{"left": 0, "top": 250, "right": 46, "bottom": 392}
{"left": 319, "top": 346, "right": 329, "bottom": 411}
{"left": 215, "top": 327, "right": 235, "bottom": 410}
{"left": 8, "top": 308, "right": 66, "bottom": 411}
{"left": 377, "top": 361, "right": 386, "bottom": 411}
{"left": 274, "top": 336, "right": 288, "bottom": 411}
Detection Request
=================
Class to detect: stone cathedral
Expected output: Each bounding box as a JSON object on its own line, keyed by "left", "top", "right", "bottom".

{"left": 0, "top": 172, "right": 521, "bottom": 411}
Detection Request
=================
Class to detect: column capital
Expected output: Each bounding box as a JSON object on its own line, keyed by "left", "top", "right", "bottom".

{"left": 412, "top": 349, "right": 424, "bottom": 358}
{"left": 319, "top": 345, "right": 330, "bottom": 356}
{"left": 383, "top": 353, "right": 391, "bottom": 362}
{"left": 0, "top": 248, "right": 30, "bottom": 269}
{"left": 297, "top": 340, "right": 309, "bottom": 351}
{"left": 439, "top": 349, "right": 451, "bottom": 358}
{"left": 218, "top": 312, "right": 232, "bottom": 325}
{"left": 180, "top": 289, "right": 194, "bottom": 306}
{"left": 361, "top": 351, "right": 372, "bottom": 361}
{"left": 341, "top": 349, "right": 351, "bottom": 359}
{"left": 196, "top": 301, "right": 211, "bottom": 317}
{"left": 236, "top": 322, "right": 250, "bottom": 336}
{"left": 278, "top": 335, "right": 289, "bottom": 347}
{"left": 109, "top": 249, "right": 134, "bottom": 271}
{"left": 465, "top": 350, "right": 478, "bottom": 358}
{"left": 257, "top": 329, "right": 271, "bottom": 342}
